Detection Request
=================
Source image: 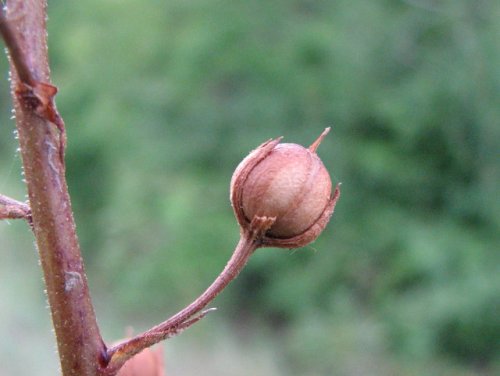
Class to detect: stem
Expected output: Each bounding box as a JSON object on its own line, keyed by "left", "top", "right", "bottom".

{"left": 1, "top": 2, "right": 105, "bottom": 375}
{"left": 106, "top": 216, "right": 275, "bottom": 373}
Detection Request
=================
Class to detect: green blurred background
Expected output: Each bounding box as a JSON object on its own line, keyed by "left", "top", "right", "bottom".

{"left": 1, "top": 0, "right": 499, "bottom": 375}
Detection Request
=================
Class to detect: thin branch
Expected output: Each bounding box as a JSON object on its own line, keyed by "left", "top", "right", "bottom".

{"left": 105, "top": 216, "right": 276, "bottom": 373}
{"left": 0, "top": 193, "right": 31, "bottom": 223}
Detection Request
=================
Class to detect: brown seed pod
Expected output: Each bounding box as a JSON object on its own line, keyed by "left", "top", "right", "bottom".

{"left": 230, "top": 128, "right": 340, "bottom": 248}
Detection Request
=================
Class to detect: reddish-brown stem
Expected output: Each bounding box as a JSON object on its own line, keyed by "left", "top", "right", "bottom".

{"left": 106, "top": 216, "right": 276, "bottom": 373}
{"left": 1, "top": 2, "right": 105, "bottom": 375}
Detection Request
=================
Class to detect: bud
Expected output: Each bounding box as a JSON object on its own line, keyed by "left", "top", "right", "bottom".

{"left": 116, "top": 346, "right": 165, "bottom": 376}
{"left": 230, "top": 128, "right": 340, "bottom": 248}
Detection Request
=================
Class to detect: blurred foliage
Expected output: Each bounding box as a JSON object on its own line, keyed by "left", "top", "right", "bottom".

{"left": 1, "top": 0, "right": 499, "bottom": 375}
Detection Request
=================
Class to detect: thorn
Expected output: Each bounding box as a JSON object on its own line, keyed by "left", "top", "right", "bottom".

{"left": 201, "top": 307, "right": 217, "bottom": 315}
{"left": 309, "top": 127, "right": 331, "bottom": 153}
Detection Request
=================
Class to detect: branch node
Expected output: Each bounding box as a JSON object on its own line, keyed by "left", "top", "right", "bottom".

{"left": 1, "top": 10, "right": 66, "bottom": 164}
{"left": 15, "top": 80, "right": 66, "bottom": 163}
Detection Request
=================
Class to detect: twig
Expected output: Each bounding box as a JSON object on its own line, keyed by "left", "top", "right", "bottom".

{"left": 0, "top": 193, "right": 31, "bottom": 223}
{"left": 105, "top": 216, "right": 276, "bottom": 373}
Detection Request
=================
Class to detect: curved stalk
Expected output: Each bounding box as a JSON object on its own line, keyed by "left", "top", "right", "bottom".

{"left": 106, "top": 216, "right": 275, "bottom": 373}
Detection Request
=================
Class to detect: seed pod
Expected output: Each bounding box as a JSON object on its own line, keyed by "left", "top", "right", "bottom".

{"left": 230, "top": 128, "right": 340, "bottom": 248}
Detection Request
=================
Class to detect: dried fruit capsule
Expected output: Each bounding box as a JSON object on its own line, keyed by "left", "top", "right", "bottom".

{"left": 230, "top": 128, "right": 340, "bottom": 248}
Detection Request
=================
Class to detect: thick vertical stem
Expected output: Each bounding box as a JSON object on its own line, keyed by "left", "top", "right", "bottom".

{"left": 3, "top": 1, "right": 105, "bottom": 375}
